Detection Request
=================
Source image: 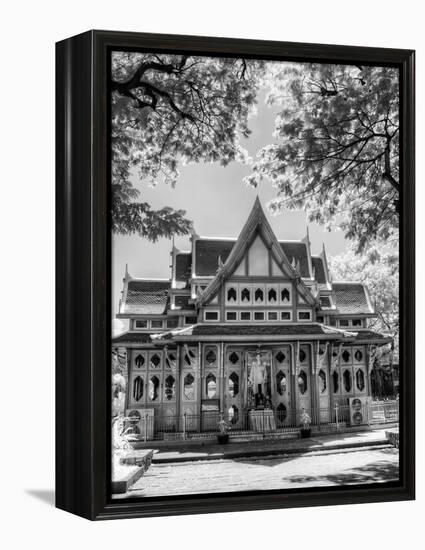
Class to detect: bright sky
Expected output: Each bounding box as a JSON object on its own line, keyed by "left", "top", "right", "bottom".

{"left": 112, "top": 91, "right": 348, "bottom": 329}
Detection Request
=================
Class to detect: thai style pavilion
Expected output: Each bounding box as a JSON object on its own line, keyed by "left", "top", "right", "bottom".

{"left": 112, "top": 198, "right": 391, "bottom": 436}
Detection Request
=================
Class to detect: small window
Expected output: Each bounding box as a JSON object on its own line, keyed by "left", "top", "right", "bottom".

{"left": 318, "top": 370, "right": 327, "bottom": 393}
{"left": 352, "top": 319, "right": 362, "bottom": 327}
{"left": 354, "top": 349, "right": 363, "bottom": 362}
{"left": 134, "top": 354, "right": 145, "bottom": 368}
{"left": 184, "top": 347, "right": 196, "bottom": 366}
{"left": 151, "top": 320, "right": 163, "bottom": 329}
{"left": 268, "top": 288, "right": 277, "bottom": 303}
{"left": 164, "top": 375, "right": 176, "bottom": 401}
{"left": 165, "top": 351, "right": 176, "bottom": 369}
{"left": 135, "top": 320, "right": 147, "bottom": 329}
{"left": 206, "top": 348, "right": 217, "bottom": 365}
{"left": 206, "top": 373, "right": 217, "bottom": 398}
{"left": 298, "top": 370, "right": 307, "bottom": 394}
{"left": 241, "top": 287, "right": 251, "bottom": 303}
{"left": 254, "top": 311, "right": 265, "bottom": 321}
{"left": 228, "top": 372, "right": 239, "bottom": 397}
{"left": 356, "top": 369, "right": 365, "bottom": 391}
{"left": 276, "top": 371, "right": 287, "bottom": 395}
{"left": 275, "top": 350, "right": 286, "bottom": 363}
{"left": 339, "top": 319, "right": 349, "bottom": 327}
{"left": 329, "top": 317, "right": 337, "bottom": 326}
{"left": 184, "top": 316, "right": 198, "bottom": 325}
{"left": 226, "top": 311, "right": 237, "bottom": 321}
{"left": 148, "top": 376, "right": 160, "bottom": 401}
{"left": 150, "top": 353, "right": 161, "bottom": 368}
{"left": 268, "top": 311, "right": 278, "bottom": 321}
{"left": 342, "top": 349, "right": 351, "bottom": 363}
{"left": 205, "top": 311, "right": 219, "bottom": 321}
{"left": 298, "top": 311, "right": 311, "bottom": 321}
{"left": 332, "top": 371, "right": 339, "bottom": 393}
{"left": 254, "top": 288, "right": 264, "bottom": 302}
{"left": 133, "top": 376, "right": 144, "bottom": 401}
{"left": 317, "top": 315, "right": 324, "bottom": 324}
{"left": 299, "top": 348, "right": 307, "bottom": 363}
{"left": 343, "top": 370, "right": 352, "bottom": 392}
{"left": 281, "top": 288, "right": 290, "bottom": 303}
{"left": 281, "top": 311, "right": 291, "bottom": 321}
{"left": 166, "top": 318, "right": 178, "bottom": 329}
{"left": 240, "top": 311, "right": 251, "bottom": 321}
{"left": 229, "top": 352, "right": 239, "bottom": 365}
{"left": 183, "top": 373, "right": 195, "bottom": 400}
{"left": 227, "top": 287, "right": 237, "bottom": 302}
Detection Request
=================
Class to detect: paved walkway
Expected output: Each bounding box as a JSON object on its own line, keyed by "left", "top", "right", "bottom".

{"left": 148, "top": 428, "right": 392, "bottom": 464}
{"left": 119, "top": 444, "right": 399, "bottom": 498}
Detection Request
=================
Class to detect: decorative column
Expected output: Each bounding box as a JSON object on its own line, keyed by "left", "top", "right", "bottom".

{"left": 290, "top": 342, "right": 298, "bottom": 425}
{"left": 311, "top": 341, "right": 320, "bottom": 426}
{"left": 176, "top": 343, "right": 182, "bottom": 430}
{"left": 124, "top": 347, "right": 131, "bottom": 412}
{"left": 220, "top": 342, "right": 225, "bottom": 415}
{"left": 197, "top": 342, "right": 202, "bottom": 429}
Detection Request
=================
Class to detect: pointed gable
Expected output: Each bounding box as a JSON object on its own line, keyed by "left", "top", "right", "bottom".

{"left": 196, "top": 197, "right": 317, "bottom": 307}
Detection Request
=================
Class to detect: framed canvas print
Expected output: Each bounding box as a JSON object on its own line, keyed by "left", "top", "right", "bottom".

{"left": 56, "top": 30, "right": 415, "bottom": 520}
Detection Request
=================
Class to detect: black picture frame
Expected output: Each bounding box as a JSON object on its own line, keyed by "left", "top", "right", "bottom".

{"left": 56, "top": 29, "right": 415, "bottom": 521}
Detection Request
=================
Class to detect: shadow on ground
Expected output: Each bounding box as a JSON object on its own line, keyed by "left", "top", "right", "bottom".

{"left": 26, "top": 489, "right": 55, "bottom": 506}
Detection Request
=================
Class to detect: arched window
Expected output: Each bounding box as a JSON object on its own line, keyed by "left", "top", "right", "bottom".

{"left": 150, "top": 353, "right": 161, "bottom": 368}
{"left": 228, "top": 372, "right": 239, "bottom": 397}
{"left": 183, "top": 373, "right": 195, "bottom": 400}
{"left": 268, "top": 288, "right": 277, "bottom": 302}
{"left": 299, "top": 348, "right": 306, "bottom": 363}
{"left": 241, "top": 287, "right": 251, "bottom": 302}
{"left": 228, "top": 405, "right": 239, "bottom": 424}
{"left": 356, "top": 369, "right": 365, "bottom": 391}
{"left": 276, "top": 403, "right": 287, "bottom": 426}
{"left": 184, "top": 347, "right": 196, "bottom": 366}
{"left": 255, "top": 288, "right": 264, "bottom": 302}
{"left": 206, "top": 373, "right": 217, "bottom": 398}
{"left": 227, "top": 287, "right": 237, "bottom": 302}
{"left": 281, "top": 288, "right": 290, "bottom": 302}
{"left": 342, "top": 349, "right": 351, "bottom": 363}
{"left": 354, "top": 349, "right": 363, "bottom": 362}
{"left": 165, "top": 352, "right": 176, "bottom": 369}
{"left": 133, "top": 376, "right": 144, "bottom": 401}
{"left": 229, "top": 352, "right": 239, "bottom": 365}
{"left": 318, "top": 370, "right": 327, "bottom": 393}
{"left": 134, "top": 354, "right": 145, "bottom": 368}
{"left": 298, "top": 370, "right": 307, "bottom": 394}
{"left": 276, "top": 371, "right": 287, "bottom": 395}
{"left": 206, "top": 349, "right": 217, "bottom": 365}
{"left": 164, "top": 375, "right": 175, "bottom": 401}
{"left": 148, "top": 376, "right": 160, "bottom": 401}
{"left": 332, "top": 371, "right": 339, "bottom": 393}
{"left": 275, "top": 350, "right": 286, "bottom": 363}
{"left": 343, "top": 370, "right": 352, "bottom": 392}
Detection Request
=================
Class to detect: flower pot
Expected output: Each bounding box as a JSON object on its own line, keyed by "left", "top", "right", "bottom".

{"left": 217, "top": 433, "right": 229, "bottom": 444}
{"left": 300, "top": 428, "right": 311, "bottom": 439}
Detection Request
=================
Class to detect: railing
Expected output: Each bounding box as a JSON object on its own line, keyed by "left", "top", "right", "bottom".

{"left": 116, "top": 400, "right": 399, "bottom": 443}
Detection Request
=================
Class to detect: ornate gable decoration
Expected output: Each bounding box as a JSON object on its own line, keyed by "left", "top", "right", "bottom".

{"left": 196, "top": 197, "right": 317, "bottom": 307}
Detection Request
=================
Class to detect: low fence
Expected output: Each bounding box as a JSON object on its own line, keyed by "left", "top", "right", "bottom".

{"left": 117, "top": 400, "right": 399, "bottom": 443}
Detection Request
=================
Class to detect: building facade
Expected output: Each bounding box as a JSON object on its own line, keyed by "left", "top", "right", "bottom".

{"left": 113, "top": 198, "right": 391, "bottom": 436}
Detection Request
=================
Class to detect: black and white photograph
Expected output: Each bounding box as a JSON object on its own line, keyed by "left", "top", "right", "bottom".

{"left": 110, "top": 51, "right": 401, "bottom": 499}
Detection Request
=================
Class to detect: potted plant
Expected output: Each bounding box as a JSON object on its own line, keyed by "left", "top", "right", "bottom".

{"left": 217, "top": 416, "right": 230, "bottom": 444}
{"left": 300, "top": 408, "right": 311, "bottom": 438}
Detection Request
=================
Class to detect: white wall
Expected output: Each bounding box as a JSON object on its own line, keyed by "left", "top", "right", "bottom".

{"left": 1, "top": 0, "right": 423, "bottom": 548}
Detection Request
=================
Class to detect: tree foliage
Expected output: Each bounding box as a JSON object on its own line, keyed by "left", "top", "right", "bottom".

{"left": 111, "top": 52, "right": 263, "bottom": 240}
{"left": 246, "top": 63, "right": 399, "bottom": 252}
{"left": 329, "top": 245, "right": 399, "bottom": 338}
